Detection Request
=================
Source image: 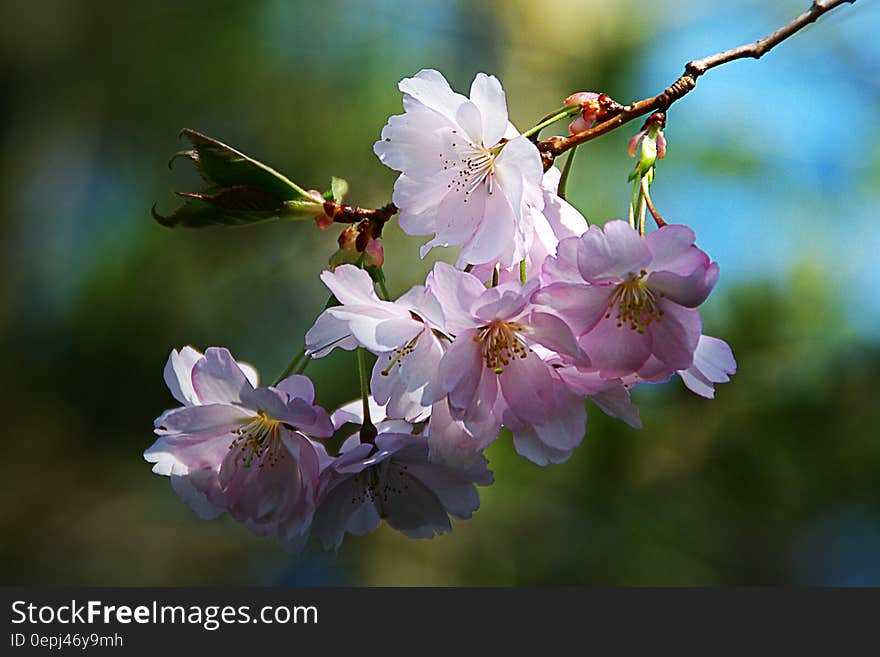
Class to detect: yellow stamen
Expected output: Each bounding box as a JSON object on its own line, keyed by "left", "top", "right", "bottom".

{"left": 473, "top": 321, "right": 529, "bottom": 373}
{"left": 605, "top": 270, "right": 664, "bottom": 334}
{"left": 228, "top": 411, "right": 285, "bottom": 468}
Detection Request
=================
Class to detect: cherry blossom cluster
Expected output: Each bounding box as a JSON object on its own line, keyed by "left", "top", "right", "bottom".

{"left": 146, "top": 70, "right": 736, "bottom": 552}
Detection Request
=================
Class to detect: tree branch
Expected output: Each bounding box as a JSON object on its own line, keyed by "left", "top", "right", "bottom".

{"left": 323, "top": 201, "right": 397, "bottom": 225}
{"left": 538, "top": 0, "right": 856, "bottom": 164}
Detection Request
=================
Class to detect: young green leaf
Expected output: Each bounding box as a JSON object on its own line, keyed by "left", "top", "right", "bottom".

{"left": 154, "top": 129, "right": 321, "bottom": 228}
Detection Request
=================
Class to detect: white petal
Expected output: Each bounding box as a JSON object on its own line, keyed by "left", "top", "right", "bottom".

{"left": 163, "top": 346, "right": 203, "bottom": 406}
{"left": 469, "top": 72, "right": 508, "bottom": 146}
{"left": 398, "top": 69, "right": 468, "bottom": 124}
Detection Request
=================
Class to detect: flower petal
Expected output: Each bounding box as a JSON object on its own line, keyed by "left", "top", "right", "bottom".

{"left": 645, "top": 224, "right": 708, "bottom": 275}
{"left": 398, "top": 69, "right": 468, "bottom": 124}
{"left": 275, "top": 374, "right": 316, "bottom": 405}
{"left": 533, "top": 282, "right": 614, "bottom": 336}
{"left": 577, "top": 220, "right": 652, "bottom": 281}
{"left": 648, "top": 261, "right": 719, "bottom": 308}
{"left": 191, "top": 347, "right": 255, "bottom": 405}
{"left": 304, "top": 311, "right": 359, "bottom": 357}
{"left": 527, "top": 310, "right": 584, "bottom": 361}
{"left": 163, "top": 346, "right": 202, "bottom": 405}
{"left": 649, "top": 300, "right": 702, "bottom": 370}
{"left": 469, "top": 72, "right": 508, "bottom": 146}
{"left": 154, "top": 403, "right": 251, "bottom": 434}
{"left": 581, "top": 315, "right": 653, "bottom": 378}
{"left": 319, "top": 264, "right": 380, "bottom": 306}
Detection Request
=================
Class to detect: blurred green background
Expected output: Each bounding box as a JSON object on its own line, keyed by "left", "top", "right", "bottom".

{"left": 1, "top": 0, "right": 878, "bottom": 586}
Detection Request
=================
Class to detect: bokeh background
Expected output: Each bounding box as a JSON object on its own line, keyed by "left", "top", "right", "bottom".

{"left": 1, "top": 0, "right": 878, "bottom": 586}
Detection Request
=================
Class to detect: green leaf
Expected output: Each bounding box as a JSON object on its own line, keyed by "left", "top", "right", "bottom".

{"left": 152, "top": 201, "right": 278, "bottom": 229}
{"left": 176, "top": 129, "right": 310, "bottom": 199}
{"left": 154, "top": 129, "right": 322, "bottom": 228}
{"left": 330, "top": 176, "right": 349, "bottom": 203}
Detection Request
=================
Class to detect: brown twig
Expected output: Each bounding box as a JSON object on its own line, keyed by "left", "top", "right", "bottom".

{"left": 537, "top": 0, "right": 856, "bottom": 165}
{"left": 323, "top": 201, "right": 398, "bottom": 227}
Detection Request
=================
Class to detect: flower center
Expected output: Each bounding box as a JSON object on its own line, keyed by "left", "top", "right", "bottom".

{"left": 444, "top": 136, "right": 498, "bottom": 201}
{"left": 349, "top": 460, "right": 410, "bottom": 518}
{"left": 474, "top": 321, "right": 528, "bottom": 374}
{"left": 228, "top": 411, "right": 284, "bottom": 468}
{"left": 607, "top": 270, "right": 664, "bottom": 333}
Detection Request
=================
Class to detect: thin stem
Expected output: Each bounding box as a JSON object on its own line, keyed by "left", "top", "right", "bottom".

{"left": 492, "top": 264, "right": 500, "bottom": 287}
{"left": 521, "top": 107, "right": 578, "bottom": 139}
{"left": 640, "top": 177, "right": 667, "bottom": 228}
{"left": 375, "top": 268, "right": 391, "bottom": 301}
{"left": 519, "top": 260, "right": 527, "bottom": 285}
{"left": 534, "top": 104, "right": 570, "bottom": 124}
{"left": 295, "top": 355, "right": 311, "bottom": 375}
{"left": 638, "top": 193, "right": 647, "bottom": 237}
{"left": 272, "top": 346, "right": 306, "bottom": 385}
{"left": 537, "top": 0, "right": 856, "bottom": 162}
{"left": 558, "top": 146, "right": 577, "bottom": 201}
{"left": 629, "top": 176, "right": 641, "bottom": 230}
{"left": 357, "top": 348, "right": 377, "bottom": 443}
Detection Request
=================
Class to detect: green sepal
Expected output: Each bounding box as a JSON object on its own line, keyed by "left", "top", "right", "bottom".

{"left": 330, "top": 176, "right": 349, "bottom": 203}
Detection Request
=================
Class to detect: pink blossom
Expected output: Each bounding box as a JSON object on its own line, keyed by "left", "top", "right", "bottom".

{"left": 547, "top": 357, "right": 642, "bottom": 430}
{"left": 374, "top": 69, "right": 544, "bottom": 266}
{"left": 312, "top": 399, "right": 493, "bottom": 550}
{"left": 536, "top": 221, "right": 719, "bottom": 379}
{"left": 678, "top": 335, "right": 737, "bottom": 398}
{"left": 427, "top": 397, "right": 498, "bottom": 469}
{"left": 429, "top": 262, "right": 588, "bottom": 464}
{"left": 305, "top": 265, "right": 446, "bottom": 421}
{"left": 564, "top": 91, "right": 601, "bottom": 135}
{"left": 145, "top": 347, "right": 333, "bottom": 552}
{"left": 469, "top": 167, "right": 588, "bottom": 285}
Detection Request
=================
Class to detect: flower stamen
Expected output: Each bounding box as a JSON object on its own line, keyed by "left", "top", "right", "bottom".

{"left": 229, "top": 411, "right": 284, "bottom": 468}
{"left": 380, "top": 333, "right": 422, "bottom": 376}
{"left": 606, "top": 270, "right": 664, "bottom": 333}
{"left": 474, "top": 321, "right": 528, "bottom": 373}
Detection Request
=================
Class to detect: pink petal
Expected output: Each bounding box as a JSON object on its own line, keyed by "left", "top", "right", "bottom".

{"left": 498, "top": 351, "right": 557, "bottom": 423}
{"left": 397, "top": 69, "right": 468, "bottom": 124}
{"left": 305, "top": 311, "right": 359, "bottom": 357}
{"left": 191, "top": 347, "right": 255, "bottom": 405}
{"left": 455, "top": 100, "right": 485, "bottom": 145}
{"left": 645, "top": 224, "right": 708, "bottom": 275}
{"left": 647, "top": 261, "right": 718, "bottom": 308}
{"left": 459, "top": 184, "right": 516, "bottom": 266}
{"left": 469, "top": 72, "right": 508, "bottom": 146}
{"left": 541, "top": 235, "right": 583, "bottom": 284}
{"left": 533, "top": 282, "right": 614, "bottom": 336}
{"left": 163, "top": 346, "right": 203, "bottom": 405}
{"left": 275, "top": 374, "right": 316, "bottom": 404}
{"left": 319, "top": 265, "right": 380, "bottom": 306}
{"left": 581, "top": 315, "right": 653, "bottom": 379}
{"left": 527, "top": 311, "right": 584, "bottom": 362}
{"left": 425, "top": 263, "right": 484, "bottom": 334}
{"left": 155, "top": 403, "right": 251, "bottom": 434}
{"left": 649, "top": 300, "right": 702, "bottom": 370}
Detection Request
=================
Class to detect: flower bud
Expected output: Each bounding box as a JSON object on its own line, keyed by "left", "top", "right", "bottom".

{"left": 308, "top": 189, "right": 334, "bottom": 229}
{"left": 329, "top": 225, "right": 359, "bottom": 269}
{"left": 628, "top": 112, "right": 667, "bottom": 180}
{"left": 564, "top": 92, "right": 601, "bottom": 134}
{"left": 328, "top": 224, "right": 384, "bottom": 269}
{"left": 364, "top": 237, "right": 384, "bottom": 268}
